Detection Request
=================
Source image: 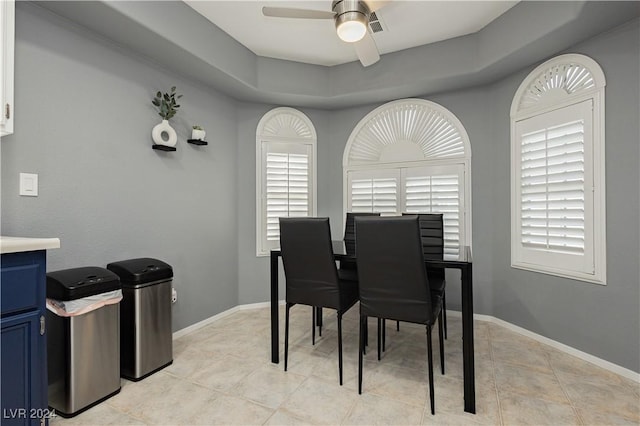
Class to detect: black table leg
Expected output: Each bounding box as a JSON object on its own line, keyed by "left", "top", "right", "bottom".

{"left": 461, "top": 263, "right": 475, "bottom": 413}
{"left": 271, "top": 251, "right": 279, "bottom": 364}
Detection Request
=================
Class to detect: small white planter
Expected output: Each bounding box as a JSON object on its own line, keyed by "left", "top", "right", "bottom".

{"left": 191, "top": 128, "right": 206, "bottom": 141}
{"left": 151, "top": 120, "right": 177, "bottom": 147}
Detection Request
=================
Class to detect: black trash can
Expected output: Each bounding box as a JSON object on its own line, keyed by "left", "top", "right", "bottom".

{"left": 107, "top": 258, "right": 173, "bottom": 381}
{"left": 46, "top": 267, "right": 122, "bottom": 417}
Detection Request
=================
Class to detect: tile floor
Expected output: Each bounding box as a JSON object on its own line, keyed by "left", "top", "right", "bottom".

{"left": 52, "top": 305, "right": 639, "bottom": 425}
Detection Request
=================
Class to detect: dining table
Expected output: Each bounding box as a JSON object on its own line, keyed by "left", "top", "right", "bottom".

{"left": 270, "top": 241, "right": 475, "bottom": 414}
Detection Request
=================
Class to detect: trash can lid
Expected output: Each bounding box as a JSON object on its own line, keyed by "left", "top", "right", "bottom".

{"left": 106, "top": 257, "right": 173, "bottom": 286}
{"left": 47, "top": 267, "right": 121, "bottom": 301}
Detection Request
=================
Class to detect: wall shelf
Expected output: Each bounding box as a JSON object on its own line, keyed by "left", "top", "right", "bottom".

{"left": 152, "top": 144, "right": 176, "bottom": 152}
{"left": 187, "top": 139, "right": 208, "bottom": 146}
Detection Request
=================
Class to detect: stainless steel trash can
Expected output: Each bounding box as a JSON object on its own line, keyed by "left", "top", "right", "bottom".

{"left": 46, "top": 267, "right": 122, "bottom": 418}
{"left": 107, "top": 258, "right": 173, "bottom": 381}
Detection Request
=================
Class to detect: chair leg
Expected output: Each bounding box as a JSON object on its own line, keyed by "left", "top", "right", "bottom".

{"left": 358, "top": 315, "right": 365, "bottom": 394}
{"left": 397, "top": 320, "right": 400, "bottom": 332}
{"left": 338, "top": 313, "right": 343, "bottom": 385}
{"left": 382, "top": 319, "right": 386, "bottom": 352}
{"left": 317, "top": 307, "right": 323, "bottom": 337}
{"left": 438, "top": 311, "right": 445, "bottom": 375}
{"left": 442, "top": 291, "right": 448, "bottom": 339}
{"left": 426, "top": 326, "right": 435, "bottom": 415}
{"left": 312, "top": 307, "right": 316, "bottom": 345}
{"left": 377, "top": 318, "right": 382, "bottom": 361}
{"left": 284, "top": 303, "right": 292, "bottom": 372}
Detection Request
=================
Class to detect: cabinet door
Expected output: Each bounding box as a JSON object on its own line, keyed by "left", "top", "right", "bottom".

{"left": 0, "top": 0, "right": 15, "bottom": 136}
{"left": 1, "top": 311, "right": 46, "bottom": 426}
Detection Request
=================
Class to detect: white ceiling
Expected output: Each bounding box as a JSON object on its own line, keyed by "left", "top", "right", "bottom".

{"left": 184, "top": 1, "right": 518, "bottom": 66}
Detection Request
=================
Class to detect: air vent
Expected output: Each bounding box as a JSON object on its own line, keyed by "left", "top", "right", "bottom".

{"left": 368, "top": 11, "right": 385, "bottom": 33}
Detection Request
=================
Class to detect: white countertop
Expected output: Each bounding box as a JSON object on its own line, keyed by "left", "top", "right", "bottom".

{"left": 1, "top": 236, "right": 61, "bottom": 254}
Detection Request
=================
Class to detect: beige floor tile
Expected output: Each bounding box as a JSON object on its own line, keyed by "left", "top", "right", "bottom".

{"left": 343, "top": 392, "right": 423, "bottom": 425}
{"left": 132, "top": 379, "right": 220, "bottom": 425}
{"left": 263, "top": 409, "right": 312, "bottom": 425}
{"left": 494, "top": 361, "right": 570, "bottom": 404}
{"left": 188, "top": 353, "right": 262, "bottom": 391}
{"left": 105, "top": 372, "right": 178, "bottom": 414}
{"left": 499, "top": 394, "right": 580, "bottom": 425}
{"left": 490, "top": 339, "right": 553, "bottom": 374}
{"left": 188, "top": 394, "right": 274, "bottom": 425}
{"left": 51, "top": 403, "right": 144, "bottom": 425}
{"left": 576, "top": 407, "right": 640, "bottom": 425}
{"left": 360, "top": 362, "right": 429, "bottom": 408}
{"left": 231, "top": 364, "right": 306, "bottom": 409}
{"left": 280, "top": 376, "right": 358, "bottom": 425}
{"left": 163, "top": 346, "right": 219, "bottom": 379}
{"left": 558, "top": 371, "right": 640, "bottom": 422}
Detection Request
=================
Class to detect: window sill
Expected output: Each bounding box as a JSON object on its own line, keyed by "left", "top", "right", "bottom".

{"left": 510, "top": 261, "right": 605, "bottom": 286}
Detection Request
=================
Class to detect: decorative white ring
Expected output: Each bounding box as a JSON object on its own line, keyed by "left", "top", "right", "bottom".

{"left": 152, "top": 120, "right": 178, "bottom": 147}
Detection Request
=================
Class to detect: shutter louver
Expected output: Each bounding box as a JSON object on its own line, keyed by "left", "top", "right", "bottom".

{"left": 266, "top": 152, "right": 309, "bottom": 241}
{"left": 520, "top": 120, "right": 585, "bottom": 254}
{"left": 351, "top": 178, "right": 397, "bottom": 213}
{"left": 406, "top": 174, "right": 460, "bottom": 256}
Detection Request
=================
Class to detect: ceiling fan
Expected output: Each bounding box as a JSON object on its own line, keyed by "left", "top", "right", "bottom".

{"left": 262, "top": 0, "right": 390, "bottom": 67}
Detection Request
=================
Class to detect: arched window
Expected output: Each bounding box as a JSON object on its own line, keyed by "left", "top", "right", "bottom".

{"left": 343, "top": 99, "right": 472, "bottom": 255}
{"left": 256, "top": 107, "right": 317, "bottom": 255}
{"left": 510, "top": 53, "right": 606, "bottom": 284}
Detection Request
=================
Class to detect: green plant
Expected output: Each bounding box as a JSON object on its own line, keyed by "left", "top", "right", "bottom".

{"left": 192, "top": 125, "right": 203, "bottom": 130}
{"left": 152, "top": 86, "right": 182, "bottom": 120}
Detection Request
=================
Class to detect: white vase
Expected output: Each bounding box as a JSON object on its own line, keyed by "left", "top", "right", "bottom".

{"left": 152, "top": 120, "right": 177, "bottom": 147}
{"left": 191, "top": 128, "right": 206, "bottom": 141}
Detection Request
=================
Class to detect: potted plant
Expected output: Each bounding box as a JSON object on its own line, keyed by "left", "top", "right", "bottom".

{"left": 151, "top": 86, "right": 182, "bottom": 147}
{"left": 191, "top": 125, "right": 206, "bottom": 141}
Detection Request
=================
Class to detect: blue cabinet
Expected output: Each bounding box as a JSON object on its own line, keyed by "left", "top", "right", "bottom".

{"left": 1, "top": 251, "right": 48, "bottom": 426}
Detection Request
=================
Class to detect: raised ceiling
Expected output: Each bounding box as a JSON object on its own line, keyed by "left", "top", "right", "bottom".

{"left": 34, "top": 1, "right": 640, "bottom": 109}
{"left": 184, "top": 1, "right": 518, "bottom": 66}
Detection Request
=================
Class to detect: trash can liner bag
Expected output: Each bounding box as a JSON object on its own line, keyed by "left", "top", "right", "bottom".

{"left": 46, "top": 289, "right": 123, "bottom": 317}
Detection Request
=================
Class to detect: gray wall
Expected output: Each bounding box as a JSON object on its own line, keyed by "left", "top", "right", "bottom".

{"left": 1, "top": 3, "right": 239, "bottom": 331}
{"left": 489, "top": 20, "right": 640, "bottom": 373}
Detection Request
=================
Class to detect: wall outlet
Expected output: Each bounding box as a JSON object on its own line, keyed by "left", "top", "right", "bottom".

{"left": 171, "top": 288, "right": 177, "bottom": 304}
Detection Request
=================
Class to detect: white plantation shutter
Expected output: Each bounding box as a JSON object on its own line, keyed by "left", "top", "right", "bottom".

{"left": 520, "top": 120, "right": 585, "bottom": 254}
{"left": 349, "top": 170, "right": 399, "bottom": 213}
{"left": 513, "top": 99, "right": 595, "bottom": 276}
{"left": 511, "top": 54, "right": 605, "bottom": 284}
{"left": 404, "top": 166, "right": 464, "bottom": 255}
{"left": 257, "top": 107, "right": 317, "bottom": 256}
{"left": 265, "top": 151, "right": 310, "bottom": 241}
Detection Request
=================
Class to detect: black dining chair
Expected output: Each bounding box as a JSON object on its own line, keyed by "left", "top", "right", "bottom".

{"left": 339, "top": 212, "right": 381, "bottom": 279}
{"left": 355, "top": 215, "right": 444, "bottom": 415}
{"left": 279, "top": 217, "right": 359, "bottom": 385}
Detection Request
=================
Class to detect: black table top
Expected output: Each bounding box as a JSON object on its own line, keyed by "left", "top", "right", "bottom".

{"left": 273, "top": 241, "right": 472, "bottom": 267}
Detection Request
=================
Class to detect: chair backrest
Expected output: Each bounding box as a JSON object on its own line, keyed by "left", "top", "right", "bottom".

{"left": 279, "top": 217, "right": 341, "bottom": 309}
{"left": 343, "top": 212, "right": 381, "bottom": 267}
{"left": 402, "top": 213, "right": 444, "bottom": 260}
{"left": 355, "top": 215, "right": 434, "bottom": 324}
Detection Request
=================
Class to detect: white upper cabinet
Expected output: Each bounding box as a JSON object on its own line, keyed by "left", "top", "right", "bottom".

{"left": 0, "top": 0, "right": 15, "bottom": 136}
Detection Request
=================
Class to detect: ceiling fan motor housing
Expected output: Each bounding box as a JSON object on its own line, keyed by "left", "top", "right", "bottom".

{"left": 333, "top": 0, "right": 371, "bottom": 41}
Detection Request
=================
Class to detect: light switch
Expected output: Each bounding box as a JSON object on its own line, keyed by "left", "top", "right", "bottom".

{"left": 19, "top": 173, "right": 38, "bottom": 197}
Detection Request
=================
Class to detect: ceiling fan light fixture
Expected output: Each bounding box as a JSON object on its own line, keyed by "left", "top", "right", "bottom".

{"left": 336, "top": 18, "right": 367, "bottom": 43}
{"left": 333, "top": 0, "right": 370, "bottom": 43}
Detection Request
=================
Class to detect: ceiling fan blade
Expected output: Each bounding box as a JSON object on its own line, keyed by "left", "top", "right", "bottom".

{"left": 354, "top": 31, "right": 380, "bottom": 67}
{"left": 262, "top": 7, "right": 335, "bottom": 19}
{"left": 364, "top": 0, "right": 391, "bottom": 12}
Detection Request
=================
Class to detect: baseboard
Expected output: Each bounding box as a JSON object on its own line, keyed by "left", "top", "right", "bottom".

{"left": 446, "top": 310, "right": 640, "bottom": 383}
{"left": 172, "top": 300, "right": 285, "bottom": 339}
{"left": 173, "top": 302, "right": 639, "bottom": 383}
